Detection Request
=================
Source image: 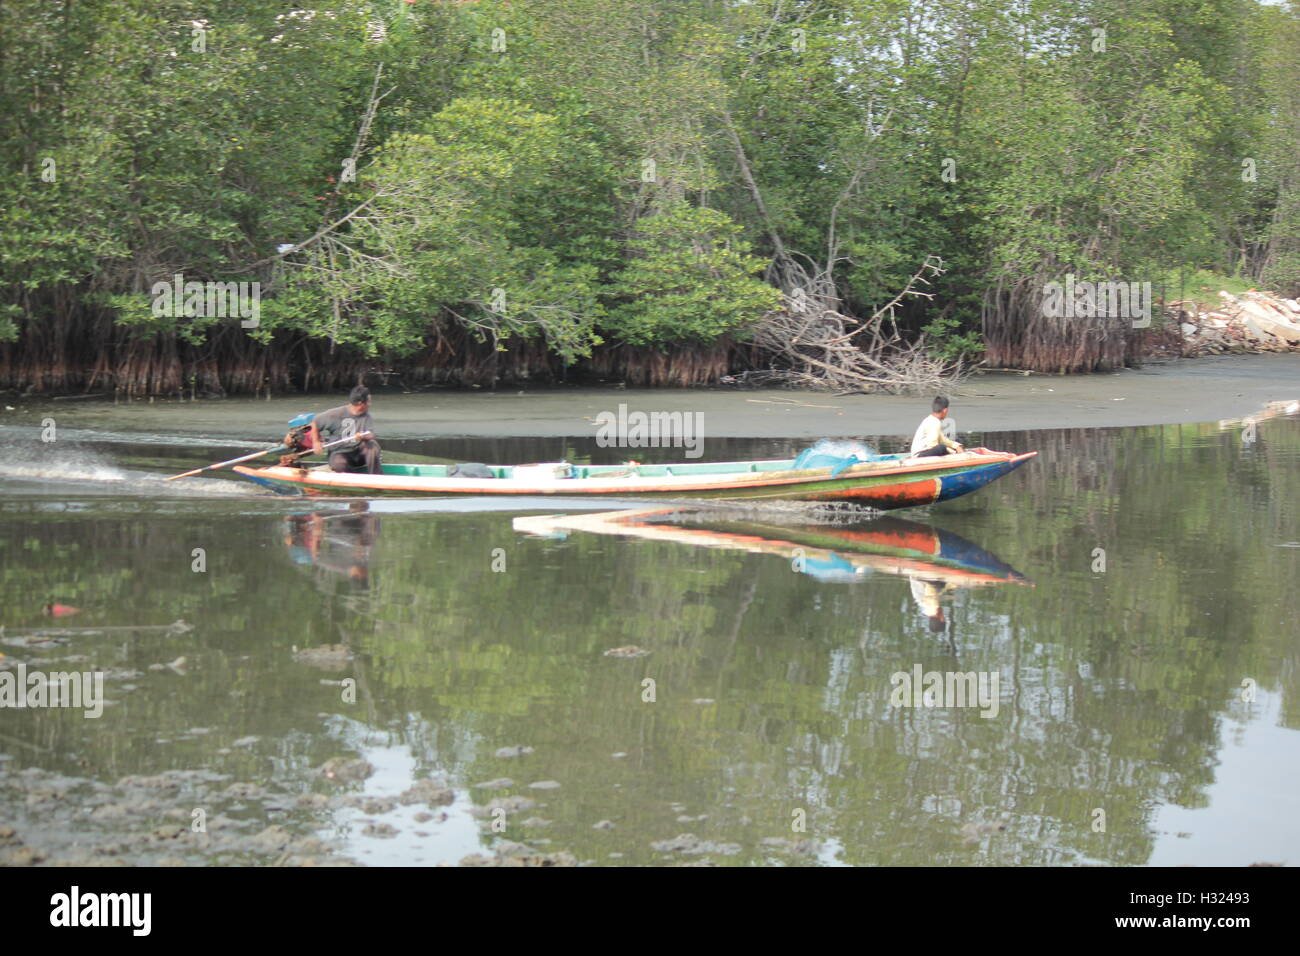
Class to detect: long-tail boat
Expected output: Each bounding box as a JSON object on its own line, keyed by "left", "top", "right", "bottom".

{"left": 232, "top": 447, "right": 1035, "bottom": 509}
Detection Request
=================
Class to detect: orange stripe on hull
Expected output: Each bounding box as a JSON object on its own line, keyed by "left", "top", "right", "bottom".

{"left": 809, "top": 478, "right": 940, "bottom": 509}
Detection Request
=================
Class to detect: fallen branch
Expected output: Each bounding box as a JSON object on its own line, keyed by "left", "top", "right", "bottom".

{"left": 744, "top": 255, "right": 968, "bottom": 394}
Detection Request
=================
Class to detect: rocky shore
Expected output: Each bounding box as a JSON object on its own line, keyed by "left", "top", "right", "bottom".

{"left": 1173, "top": 290, "right": 1300, "bottom": 356}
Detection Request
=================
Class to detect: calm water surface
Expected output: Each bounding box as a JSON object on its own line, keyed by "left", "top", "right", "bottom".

{"left": 1, "top": 418, "right": 1297, "bottom": 866}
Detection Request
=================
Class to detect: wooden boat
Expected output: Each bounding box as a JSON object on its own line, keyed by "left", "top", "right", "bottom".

{"left": 233, "top": 446, "right": 1035, "bottom": 509}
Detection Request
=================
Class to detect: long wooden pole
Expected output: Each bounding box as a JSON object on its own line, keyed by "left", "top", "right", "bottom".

{"left": 164, "top": 433, "right": 371, "bottom": 481}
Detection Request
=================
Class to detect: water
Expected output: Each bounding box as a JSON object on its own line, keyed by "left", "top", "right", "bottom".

{"left": 0, "top": 418, "right": 1297, "bottom": 866}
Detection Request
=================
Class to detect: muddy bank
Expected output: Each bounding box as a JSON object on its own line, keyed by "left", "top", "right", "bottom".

{"left": 7, "top": 354, "right": 1298, "bottom": 441}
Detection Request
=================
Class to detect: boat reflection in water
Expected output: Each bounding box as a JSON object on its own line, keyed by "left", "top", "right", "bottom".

{"left": 283, "top": 500, "right": 381, "bottom": 592}
{"left": 514, "top": 507, "right": 1031, "bottom": 631}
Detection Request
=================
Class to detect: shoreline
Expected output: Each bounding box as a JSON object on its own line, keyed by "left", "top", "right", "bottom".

{"left": 5, "top": 353, "right": 1298, "bottom": 440}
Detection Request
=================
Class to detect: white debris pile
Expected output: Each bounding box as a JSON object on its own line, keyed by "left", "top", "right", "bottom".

{"left": 1172, "top": 291, "right": 1300, "bottom": 355}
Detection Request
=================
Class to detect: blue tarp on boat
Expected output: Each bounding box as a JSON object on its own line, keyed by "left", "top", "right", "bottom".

{"left": 792, "top": 439, "right": 878, "bottom": 478}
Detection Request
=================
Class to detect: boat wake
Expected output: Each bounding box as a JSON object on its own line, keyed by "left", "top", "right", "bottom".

{"left": 0, "top": 447, "right": 261, "bottom": 496}
{"left": 0, "top": 455, "right": 126, "bottom": 484}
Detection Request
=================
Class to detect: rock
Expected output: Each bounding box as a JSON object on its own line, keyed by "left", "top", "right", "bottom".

{"left": 1245, "top": 292, "right": 1300, "bottom": 321}
{"left": 244, "top": 826, "right": 292, "bottom": 852}
{"left": 1239, "top": 316, "right": 1280, "bottom": 344}
{"left": 493, "top": 745, "right": 534, "bottom": 759}
{"left": 351, "top": 797, "right": 397, "bottom": 815}
{"left": 397, "top": 779, "right": 454, "bottom": 807}
{"left": 592, "top": 820, "right": 615, "bottom": 830}
{"left": 116, "top": 774, "right": 181, "bottom": 791}
{"left": 468, "top": 795, "right": 536, "bottom": 817}
{"left": 528, "top": 780, "right": 561, "bottom": 791}
{"left": 1, "top": 845, "right": 47, "bottom": 865}
{"left": 474, "top": 778, "right": 515, "bottom": 789}
{"left": 224, "top": 782, "right": 264, "bottom": 798}
{"left": 959, "top": 821, "right": 1006, "bottom": 843}
{"left": 287, "top": 837, "right": 332, "bottom": 856}
{"left": 317, "top": 758, "right": 374, "bottom": 782}
{"left": 650, "top": 833, "right": 740, "bottom": 855}
{"left": 508, "top": 851, "right": 574, "bottom": 866}
{"left": 362, "top": 823, "right": 398, "bottom": 838}
{"left": 463, "top": 841, "right": 578, "bottom": 867}
{"left": 493, "top": 840, "right": 535, "bottom": 858}
{"left": 1241, "top": 301, "right": 1300, "bottom": 341}
{"left": 759, "top": 836, "right": 820, "bottom": 856}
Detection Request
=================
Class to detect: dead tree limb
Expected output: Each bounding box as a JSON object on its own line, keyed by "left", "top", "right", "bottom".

{"left": 742, "top": 255, "right": 968, "bottom": 394}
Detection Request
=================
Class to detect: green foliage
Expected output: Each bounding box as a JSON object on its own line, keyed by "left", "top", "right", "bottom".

{"left": 274, "top": 96, "right": 606, "bottom": 360}
{"left": 1160, "top": 268, "right": 1255, "bottom": 311}
{"left": 607, "top": 203, "right": 781, "bottom": 346}
{"left": 921, "top": 314, "right": 985, "bottom": 362}
{"left": 3, "top": 0, "right": 1299, "bottom": 376}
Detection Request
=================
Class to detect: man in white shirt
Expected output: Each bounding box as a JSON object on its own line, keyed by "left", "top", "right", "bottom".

{"left": 910, "top": 396, "right": 964, "bottom": 457}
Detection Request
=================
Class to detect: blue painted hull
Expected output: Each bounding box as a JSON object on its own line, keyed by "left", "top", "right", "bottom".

{"left": 935, "top": 455, "right": 1031, "bottom": 504}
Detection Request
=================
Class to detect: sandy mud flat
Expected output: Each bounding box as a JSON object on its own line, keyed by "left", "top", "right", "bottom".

{"left": 7, "top": 354, "right": 1298, "bottom": 441}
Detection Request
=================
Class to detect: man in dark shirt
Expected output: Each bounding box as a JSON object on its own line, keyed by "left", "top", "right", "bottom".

{"left": 309, "top": 385, "right": 381, "bottom": 473}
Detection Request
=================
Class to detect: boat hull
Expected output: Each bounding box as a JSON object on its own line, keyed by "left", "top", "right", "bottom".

{"left": 233, "top": 449, "right": 1036, "bottom": 510}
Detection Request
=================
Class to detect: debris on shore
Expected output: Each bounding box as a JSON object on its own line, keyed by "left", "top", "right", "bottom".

{"left": 1171, "top": 291, "right": 1300, "bottom": 355}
